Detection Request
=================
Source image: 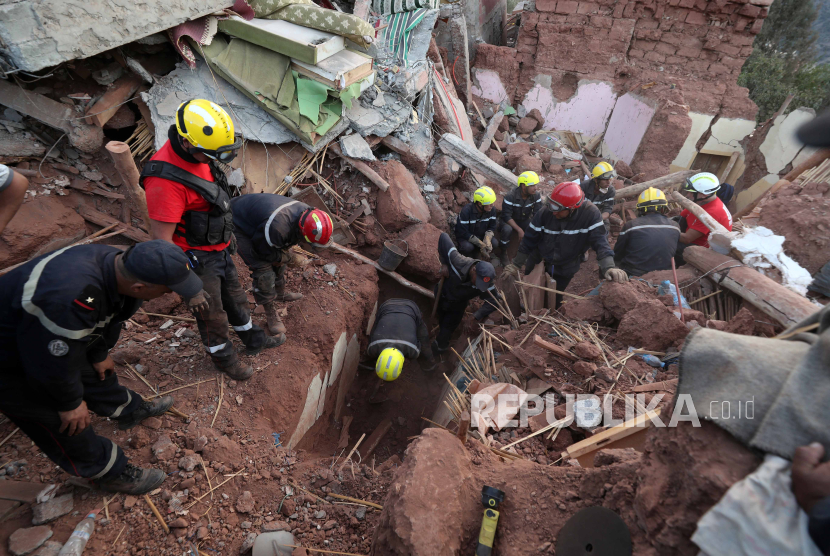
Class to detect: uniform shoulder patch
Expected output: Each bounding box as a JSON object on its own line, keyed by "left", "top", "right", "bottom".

{"left": 73, "top": 285, "right": 104, "bottom": 312}
{"left": 48, "top": 339, "right": 69, "bottom": 357}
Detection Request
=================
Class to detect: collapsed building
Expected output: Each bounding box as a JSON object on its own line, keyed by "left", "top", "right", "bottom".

{"left": 1, "top": 0, "right": 829, "bottom": 553}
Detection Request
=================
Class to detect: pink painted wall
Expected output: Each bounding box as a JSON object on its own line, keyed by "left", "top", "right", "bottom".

{"left": 471, "top": 68, "right": 510, "bottom": 105}
{"left": 522, "top": 80, "right": 617, "bottom": 136}
{"left": 603, "top": 93, "right": 656, "bottom": 165}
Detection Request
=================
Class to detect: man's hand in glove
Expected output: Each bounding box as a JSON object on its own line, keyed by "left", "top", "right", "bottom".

{"left": 604, "top": 268, "right": 629, "bottom": 283}
{"left": 483, "top": 231, "right": 494, "bottom": 250}
{"left": 469, "top": 236, "right": 485, "bottom": 250}
{"left": 228, "top": 234, "right": 238, "bottom": 255}
{"left": 187, "top": 289, "right": 211, "bottom": 316}
{"left": 479, "top": 248, "right": 492, "bottom": 261}
{"left": 503, "top": 263, "right": 520, "bottom": 277}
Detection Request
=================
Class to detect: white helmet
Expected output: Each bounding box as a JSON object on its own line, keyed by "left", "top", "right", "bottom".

{"left": 683, "top": 172, "right": 720, "bottom": 196}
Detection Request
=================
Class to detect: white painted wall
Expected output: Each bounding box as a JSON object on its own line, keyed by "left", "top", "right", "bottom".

{"left": 671, "top": 112, "right": 715, "bottom": 170}
{"left": 760, "top": 108, "right": 817, "bottom": 174}
{"left": 603, "top": 93, "right": 656, "bottom": 165}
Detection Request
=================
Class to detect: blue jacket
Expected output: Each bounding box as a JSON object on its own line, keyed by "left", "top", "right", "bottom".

{"left": 231, "top": 194, "right": 311, "bottom": 262}
{"left": 455, "top": 203, "right": 497, "bottom": 243}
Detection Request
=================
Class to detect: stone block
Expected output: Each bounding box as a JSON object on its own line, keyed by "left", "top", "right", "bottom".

{"left": 628, "top": 48, "right": 645, "bottom": 58}
{"left": 555, "top": 0, "right": 579, "bottom": 14}
{"left": 708, "top": 63, "right": 729, "bottom": 74}
{"left": 32, "top": 494, "right": 73, "bottom": 525}
{"left": 590, "top": 15, "right": 614, "bottom": 27}
{"left": 738, "top": 3, "right": 761, "bottom": 16}
{"left": 644, "top": 51, "right": 666, "bottom": 62}
{"left": 750, "top": 18, "right": 764, "bottom": 33}
{"left": 506, "top": 142, "right": 532, "bottom": 168}
{"left": 397, "top": 223, "right": 444, "bottom": 281}
{"left": 577, "top": 1, "right": 599, "bottom": 13}
{"left": 376, "top": 161, "right": 431, "bottom": 232}
{"left": 515, "top": 155, "right": 543, "bottom": 175}
{"left": 516, "top": 116, "right": 541, "bottom": 134}
{"left": 9, "top": 526, "right": 52, "bottom": 556}
{"left": 0, "top": 196, "right": 86, "bottom": 269}
{"left": 635, "top": 28, "right": 662, "bottom": 40}
{"left": 537, "top": 0, "right": 557, "bottom": 11}
{"left": 676, "top": 46, "right": 703, "bottom": 57}
{"left": 426, "top": 153, "right": 461, "bottom": 188}
{"left": 655, "top": 41, "right": 677, "bottom": 54}
{"left": 714, "top": 42, "right": 741, "bottom": 56}
{"left": 685, "top": 10, "right": 708, "bottom": 24}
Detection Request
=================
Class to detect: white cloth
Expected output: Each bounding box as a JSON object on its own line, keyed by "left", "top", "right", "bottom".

{"left": 692, "top": 455, "right": 822, "bottom": 556}
{"left": 0, "top": 164, "right": 12, "bottom": 192}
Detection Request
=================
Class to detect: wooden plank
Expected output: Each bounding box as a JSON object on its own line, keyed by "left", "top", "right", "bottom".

{"left": 682, "top": 246, "right": 816, "bottom": 327}
{"left": 669, "top": 191, "right": 729, "bottom": 235}
{"left": 0, "top": 499, "right": 22, "bottom": 522}
{"left": 564, "top": 408, "right": 662, "bottom": 462}
{"left": 328, "top": 143, "right": 389, "bottom": 192}
{"left": 85, "top": 75, "right": 142, "bottom": 127}
{"left": 719, "top": 151, "right": 740, "bottom": 183}
{"left": 337, "top": 415, "right": 353, "bottom": 450}
{"left": 0, "top": 79, "right": 73, "bottom": 133}
{"left": 533, "top": 335, "right": 578, "bottom": 361}
{"left": 329, "top": 243, "right": 434, "bottom": 299}
{"left": 614, "top": 170, "right": 696, "bottom": 200}
{"left": 629, "top": 379, "right": 678, "bottom": 393}
{"left": 574, "top": 427, "right": 650, "bottom": 468}
{"left": 78, "top": 205, "right": 151, "bottom": 243}
{"left": 438, "top": 133, "right": 518, "bottom": 191}
{"left": 358, "top": 418, "right": 393, "bottom": 461}
{"left": 0, "top": 480, "right": 55, "bottom": 504}
{"left": 478, "top": 111, "right": 504, "bottom": 153}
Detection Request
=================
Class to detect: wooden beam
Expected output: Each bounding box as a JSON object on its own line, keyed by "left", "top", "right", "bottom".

{"left": 85, "top": 75, "right": 142, "bottom": 127}
{"left": 719, "top": 151, "right": 740, "bottom": 183}
{"left": 563, "top": 408, "right": 662, "bottom": 462}
{"left": 629, "top": 379, "right": 678, "bottom": 393}
{"left": 106, "top": 141, "right": 152, "bottom": 230}
{"left": 478, "top": 111, "right": 504, "bottom": 153}
{"left": 682, "top": 246, "right": 817, "bottom": 327}
{"left": 533, "top": 335, "right": 578, "bottom": 361}
{"left": 438, "top": 133, "right": 518, "bottom": 191}
{"left": 328, "top": 243, "right": 434, "bottom": 299}
{"left": 329, "top": 143, "right": 389, "bottom": 192}
{"left": 669, "top": 191, "right": 729, "bottom": 235}
{"left": 79, "top": 205, "right": 151, "bottom": 243}
{"left": 358, "top": 418, "right": 392, "bottom": 461}
{"left": 0, "top": 79, "right": 72, "bottom": 133}
{"left": 614, "top": 170, "right": 697, "bottom": 200}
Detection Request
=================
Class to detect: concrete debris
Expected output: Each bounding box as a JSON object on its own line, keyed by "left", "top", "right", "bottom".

{"left": 8, "top": 526, "right": 52, "bottom": 556}
{"left": 31, "top": 494, "right": 73, "bottom": 525}
{"left": 339, "top": 134, "right": 376, "bottom": 162}
{"left": 347, "top": 92, "right": 411, "bottom": 138}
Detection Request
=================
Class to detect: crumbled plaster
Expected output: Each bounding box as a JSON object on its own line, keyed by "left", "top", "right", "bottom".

{"left": 702, "top": 118, "right": 757, "bottom": 155}
{"left": 671, "top": 112, "right": 715, "bottom": 171}
{"left": 522, "top": 80, "right": 617, "bottom": 136}
{"left": 471, "top": 68, "right": 511, "bottom": 105}
{"left": 759, "top": 108, "right": 816, "bottom": 175}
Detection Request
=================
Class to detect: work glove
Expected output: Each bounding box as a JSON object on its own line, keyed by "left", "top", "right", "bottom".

{"left": 228, "top": 234, "right": 238, "bottom": 255}
{"left": 187, "top": 289, "right": 212, "bottom": 316}
{"left": 469, "top": 236, "right": 485, "bottom": 250}
{"left": 483, "top": 231, "right": 494, "bottom": 250}
{"left": 479, "top": 248, "right": 492, "bottom": 261}
{"left": 503, "top": 263, "right": 520, "bottom": 277}
{"left": 604, "top": 268, "right": 629, "bottom": 283}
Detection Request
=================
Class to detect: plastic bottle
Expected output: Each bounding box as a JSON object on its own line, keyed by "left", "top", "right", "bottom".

{"left": 58, "top": 510, "right": 99, "bottom": 556}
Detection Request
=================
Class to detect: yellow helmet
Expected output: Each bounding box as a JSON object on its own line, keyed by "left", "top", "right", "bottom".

{"left": 636, "top": 187, "right": 668, "bottom": 213}
{"left": 473, "top": 186, "right": 496, "bottom": 206}
{"left": 376, "top": 348, "right": 404, "bottom": 382}
{"left": 517, "top": 171, "right": 540, "bottom": 188}
{"left": 591, "top": 161, "right": 615, "bottom": 180}
{"left": 175, "top": 99, "right": 241, "bottom": 163}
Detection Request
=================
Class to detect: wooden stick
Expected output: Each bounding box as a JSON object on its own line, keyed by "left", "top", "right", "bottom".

{"left": 144, "top": 495, "right": 169, "bottom": 533}
{"left": 533, "top": 335, "right": 578, "bottom": 361}
{"left": 518, "top": 309, "right": 549, "bottom": 348}
{"left": 112, "top": 525, "right": 126, "bottom": 548}
{"left": 185, "top": 472, "right": 243, "bottom": 509}
{"left": 287, "top": 480, "right": 329, "bottom": 506}
{"left": 328, "top": 243, "right": 433, "bottom": 298}
{"left": 328, "top": 143, "right": 389, "bottom": 192}
{"left": 211, "top": 375, "right": 224, "bottom": 428}
{"left": 515, "top": 280, "right": 586, "bottom": 300}
{"left": 431, "top": 278, "right": 444, "bottom": 319}
{"left": 0, "top": 427, "right": 19, "bottom": 449}
{"left": 688, "top": 290, "right": 722, "bottom": 306}
{"left": 200, "top": 455, "right": 214, "bottom": 501}
{"left": 337, "top": 433, "right": 366, "bottom": 473}
{"left": 501, "top": 416, "right": 571, "bottom": 450}
{"left": 145, "top": 378, "right": 216, "bottom": 399}
{"left": 629, "top": 379, "right": 678, "bottom": 392}
{"left": 280, "top": 544, "right": 367, "bottom": 556}
{"left": 139, "top": 311, "right": 196, "bottom": 323}
{"left": 103, "top": 496, "right": 111, "bottom": 521}
{"left": 327, "top": 493, "right": 383, "bottom": 510}
{"left": 670, "top": 191, "right": 729, "bottom": 235}
{"left": 671, "top": 258, "right": 684, "bottom": 324}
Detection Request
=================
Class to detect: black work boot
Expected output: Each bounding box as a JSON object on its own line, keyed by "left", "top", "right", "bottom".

{"left": 219, "top": 360, "right": 254, "bottom": 381}
{"left": 275, "top": 282, "right": 303, "bottom": 302}
{"left": 432, "top": 339, "right": 449, "bottom": 354}
{"left": 245, "top": 333, "right": 286, "bottom": 356}
{"left": 115, "top": 396, "right": 174, "bottom": 431}
{"left": 94, "top": 464, "right": 166, "bottom": 494}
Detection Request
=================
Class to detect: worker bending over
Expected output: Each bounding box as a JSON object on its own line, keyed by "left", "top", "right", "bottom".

{"left": 231, "top": 193, "right": 333, "bottom": 335}
{"left": 675, "top": 172, "right": 733, "bottom": 264}
{"left": 614, "top": 187, "right": 680, "bottom": 276}
{"left": 434, "top": 233, "right": 499, "bottom": 353}
{"left": 581, "top": 161, "right": 616, "bottom": 231}
{"left": 455, "top": 186, "right": 497, "bottom": 260}
{"left": 505, "top": 181, "right": 628, "bottom": 308}
{"left": 142, "top": 99, "right": 282, "bottom": 381}
{"left": 0, "top": 241, "right": 205, "bottom": 494}
{"left": 367, "top": 299, "right": 436, "bottom": 382}
{"left": 498, "top": 171, "right": 542, "bottom": 266}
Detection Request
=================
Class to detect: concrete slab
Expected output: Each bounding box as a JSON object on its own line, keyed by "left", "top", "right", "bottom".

{"left": 340, "top": 134, "right": 377, "bottom": 161}
{"left": 0, "top": 0, "right": 232, "bottom": 72}
{"left": 288, "top": 373, "right": 323, "bottom": 449}
{"left": 335, "top": 335, "right": 360, "bottom": 419}
{"left": 604, "top": 93, "right": 656, "bottom": 165}
{"left": 329, "top": 332, "right": 348, "bottom": 387}
{"left": 702, "top": 117, "right": 756, "bottom": 156}
{"left": 671, "top": 112, "right": 715, "bottom": 170}
{"left": 316, "top": 371, "right": 329, "bottom": 420}
{"left": 760, "top": 108, "right": 816, "bottom": 175}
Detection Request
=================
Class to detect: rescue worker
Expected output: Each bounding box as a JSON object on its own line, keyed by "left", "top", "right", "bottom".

{"left": 230, "top": 193, "right": 334, "bottom": 335}
{"left": 498, "top": 171, "right": 542, "bottom": 266}
{"left": 0, "top": 240, "right": 205, "bottom": 494}
{"left": 614, "top": 187, "right": 680, "bottom": 276}
{"left": 455, "top": 186, "right": 498, "bottom": 260}
{"left": 675, "top": 172, "right": 733, "bottom": 264}
{"left": 581, "top": 161, "right": 616, "bottom": 229}
{"left": 143, "top": 99, "right": 283, "bottom": 381}
{"left": 434, "top": 232, "right": 499, "bottom": 353}
{"left": 0, "top": 163, "right": 28, "bottom": 235}
{"left": 367, "top": 299, "right": 436, "bottom": 374}
{"left": 504, "top": 181, "right": 628, "bottom": 308}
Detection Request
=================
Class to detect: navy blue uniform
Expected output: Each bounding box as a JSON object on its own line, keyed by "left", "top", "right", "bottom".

{"left": 0, "top": 245, "right": 143, "bottom": 480}
{"left": 230, "top": 194, "right": 311, "bottom": 305}
{"left": 454, "top": 203, "right": 497, "bottom": 256}
{"left": 614, "top": 212, "right": 680, "bottom": 276}
{"left": 367, "top": 299, "right": 433, "bottom": 362}
{"left": 498, "top": 187, "right": 542, "bottom": 246}
{"left": 435, "top": 233, "right": 497, "bottom": 349}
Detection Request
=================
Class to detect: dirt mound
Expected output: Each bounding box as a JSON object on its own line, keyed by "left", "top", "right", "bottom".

{"left": 598, "top": 281, "right": 655, "bottom": 321}
{"left": 397, "top": 222, "right": 442, "bottom": 281}
{"left": 758, "top": 183, "right": 830, "bottom": 275}
{"left": 616, "top": 298, "right": 689, "bottom": 351}
{"left": 560, "top": 296, "right": 609, "bottom": 323}
{"left": 0, "top": 195, "right": 86, "bottom": 267}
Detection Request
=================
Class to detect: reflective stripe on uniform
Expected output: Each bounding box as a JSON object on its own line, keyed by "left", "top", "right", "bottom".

{"left": 109, "top": 390, "right": 132, "bottom": 419}
{"left": 232, "top": 318, "right": 253, "bottom": 332}
{"left": 207, "top": 343, "right": 227, "bottom": 354}
{"left": 264, "top": 201, "right": 300, "bottom": 247}
{"left": 367, "top": 339, "right": 420, "bottom": 357}
{"left": 459, "top": 216, "right": 496, "bottom": 224}
{"left": 89, "top": 439, "right": 118, "bottom": 479}
{"left": 447, "top": 247, "right": 462, "bottom": 279}
{"left": 21, "top": 245, "right": 116, "bottom": 340}
{"left": 529, "top": 220, "right": 605, "bottom": 235}
{"left": 618, "top": 224, "right": 681, "bottom": 236}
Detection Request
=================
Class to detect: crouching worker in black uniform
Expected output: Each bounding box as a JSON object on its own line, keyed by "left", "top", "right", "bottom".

{"left": 230, "top": 193, "right": 334, "bottom": 335}
{"left": 614, "top": 187, "right": 680, "bottom": 277}
{"left": 0, "top": 241, "right": 207, "bottom": 494}
{"left": 433, "top": 233, "right": 499, "bottom": 353}
{"left": 367, "top": 299, "right": 436, "bottom": 375}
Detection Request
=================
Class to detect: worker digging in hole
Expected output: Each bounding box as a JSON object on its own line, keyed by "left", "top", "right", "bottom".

{"left": 613, "top": 187, "right": 681, "bottom": 276}
{"left": 230, "top": 193, "right": 334, "bottom": 335}
{"left": 455, "top": 186, "right": 498, "bottom": 262}
{"left": 498, "top": 171, "right": 543, "bottom": 267}
{"left": 0, "top": 241, "right": 206, "bottom": 494}
{"left": 142, "top": 99, "right": 284, "bottom": 382}
{"left": 432, "top": 232, "right": 499, "bottom": 354}
{"left": 362, "top": 298, "right": 436, "bottom": 402}
{"left": 504, "top": 181, "right": 628, "bottom": 309}
{"left": 674, "top": 171, "right": 733, "bottom": 265}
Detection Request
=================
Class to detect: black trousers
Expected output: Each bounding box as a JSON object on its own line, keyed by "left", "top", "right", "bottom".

{"left": 235, "top": 234, "right": 287, "bottom": 306}
{"left": 0, "top": 368, "right": 141, "bottom": 480}
{"left": 190, "top": 248, "right": 267, "bottom": 368}
{"left": 458, "top": 240, "right": 478, "bottom": 257}
{"left": 497, "top": 219, "right": 531, "bottom": 246}
{"left": 435, "top": 298, "right": 468, "bottom": 350}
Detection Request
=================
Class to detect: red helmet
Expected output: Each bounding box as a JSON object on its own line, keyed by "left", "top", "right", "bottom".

{"left": 549, "top": 181, "right": 585, "bottom": 211}
{"left": 299, "top": 208, "right": 334, "bottom": 245}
